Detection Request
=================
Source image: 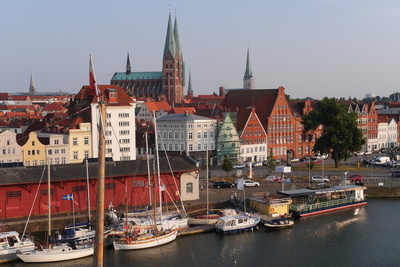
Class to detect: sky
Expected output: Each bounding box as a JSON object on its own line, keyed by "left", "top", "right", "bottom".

{"left": 1, "top": 0, "right": 400, "bottom": 100}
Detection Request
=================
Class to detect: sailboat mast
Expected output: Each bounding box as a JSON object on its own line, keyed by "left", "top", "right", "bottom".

{"left": 145, "top": 132, "right": 152, "bottom": 209}
{"left": 206, "top": 149, "right": 209, "bottom": 215}
{"left": 94, "top": 100, "right": 106, "bottom": 266}
{"left": 86, "top": 159, "right": 91, "bottom": 226}
{"left": 153, "top": 112, "right": 163, "bottom": 218}
{"left": 47, "top": 158, "right": 51, "bottom": 247}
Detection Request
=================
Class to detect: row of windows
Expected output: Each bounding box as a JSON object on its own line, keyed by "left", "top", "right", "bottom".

{"left": 72, "top": 137, "right": 89, "bottom": 146}
{"left": 118, "top": 113, "right": 130, "bottom": 118}
{"left": 160, "top": 142, "right": 215, "bottom": 151}
{"left": 242, "top": 146, "right": 267, "bottom": 154}
{"left": 72, "top": 151, "right": 89, "bottom": 160}
{"left": 48, "top": 149, "right": 66, "bottom": 155}
{"left": 244, "top": 138, "right": 266, "bottom": 145}
{"left": 2, "top": 148, "right": 15, "bottom": 155}
{"left": 160, "top": 123, "right": 216, "bottom": 128}
{"left": 245, "top": 130, "right": 263, "bottom": 136}
{"left": 269, "top": 124, "right": 295, "bottom": 133}
{"left": 272, "top": 114, "right": 290, "bottom": 121}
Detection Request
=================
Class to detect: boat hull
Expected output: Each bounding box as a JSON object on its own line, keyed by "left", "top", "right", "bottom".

{"left": 17, "top": 244, "right": 94, "bottom": 263}
{"left": 113, "top": 230, "right": 177, "bottom": 250}
{"left": 298, "top": 201, "right": 367, "bottom": 217}
{"left": 188, "top": 217, "right": 218, "bottom": 225}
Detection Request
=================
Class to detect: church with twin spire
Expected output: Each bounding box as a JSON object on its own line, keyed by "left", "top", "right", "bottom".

{"left": 111, "top": 13, "right": 185, "bottom": 105}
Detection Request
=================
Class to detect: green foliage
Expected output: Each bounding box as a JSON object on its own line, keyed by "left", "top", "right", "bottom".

{"left": 266, "top": 150, "right": 276, "bottom": 169}
{"left": 301, "top": 97, "right": 365, "bottom": 168}
{"left": 222, "top": 156, "right": 233, "bottom": 174}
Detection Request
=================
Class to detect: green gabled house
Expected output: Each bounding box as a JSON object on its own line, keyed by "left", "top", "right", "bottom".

{"left": 216, "top": 112, "right": 241, "bottom": 165}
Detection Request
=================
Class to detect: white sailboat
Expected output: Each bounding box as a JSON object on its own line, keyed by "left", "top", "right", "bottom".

{"left": 17, "top": 160, "right": 94, "bottom": 263}
{"left": 113, "top": 132, "right": 177, "bottom": 250}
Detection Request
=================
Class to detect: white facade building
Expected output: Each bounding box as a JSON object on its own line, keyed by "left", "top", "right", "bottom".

{"left": 0, "top": 130, "right": 22, "bottom": 163}
{"left": 156, "top": 113, "right": 216, "bottom": 158}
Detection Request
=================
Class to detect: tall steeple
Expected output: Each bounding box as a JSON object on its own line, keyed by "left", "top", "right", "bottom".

{"left": 126, "top": 52, "right": 131, "bottom": 74}
{"left": 187, "top": 70, "right": 193, "bottom": 97}
{"left": 163, "top": 12, "right": 176, "bottom": 59}
{"left": 29, "top": 72, "right": 36, "bottom": 95}
{"left": 174, "top": 15, "right": 185, "bottom": 86}
{"left": 243, "top": 47, "right": 254, "bottom": 89}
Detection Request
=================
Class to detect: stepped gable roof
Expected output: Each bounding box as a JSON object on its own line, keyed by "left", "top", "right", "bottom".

{"left": 220, "top": 89, "right": 279, "bottom": 123}
{"left": 0, "top": 156, "right": 198, "bottom": 185}
{"left": 170, "top": 107, "right": 195, "bottom": 114}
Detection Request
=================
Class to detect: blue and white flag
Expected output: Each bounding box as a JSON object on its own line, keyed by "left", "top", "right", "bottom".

{"left": 62, "top": 194, "right": 73, "bottom": 200}
{"left": 236, "top": 179, "right": 245, "bottom": 190}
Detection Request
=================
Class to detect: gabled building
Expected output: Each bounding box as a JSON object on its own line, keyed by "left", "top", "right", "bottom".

{"left": 216, "top": 112, "right": 241, "bottom": 164}
{"left": 17, "top": 131, "right": 48, "bottom": 166}
{"left": 0, "top": 130, "right": 22, "bottom": 164}
{"left": 136, "top": 101, "right": 172, "bottom": 122}
{"left": 237, "top": 107, "right": 268, "bottom": 162}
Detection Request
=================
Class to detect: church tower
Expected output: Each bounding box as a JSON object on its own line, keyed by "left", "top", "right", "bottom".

{"left": 243, "top": 47, "right": 254, "bottom": 89}
{"left": 187, "top": 70, "right": 193, "bottom": 97}
{"left": 162, "top": 13, "right": 185, "bottom": 105}
{"left": 29, "top": 72, "right": 36, "bottom": 95}
{"left": 126, "top": 52, "right": 131, "bottom": 74}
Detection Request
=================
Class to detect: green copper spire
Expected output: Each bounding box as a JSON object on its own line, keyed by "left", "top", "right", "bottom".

{"left": 244, "top": 47, "right": 253, "bottom": 77}
{"left": 174, "top": 16, "right": 182, "bottom": 60}
{"left": 163, "top": 12, "right": 176, "bottom": 59}
{"left": 187, "top": 70, "right": 193, "bottom": 96}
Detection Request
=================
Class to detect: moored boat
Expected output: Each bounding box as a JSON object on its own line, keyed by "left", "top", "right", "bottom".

{"left": 0, "top": 231, "right": 35, "bottom": 263}
{"left": 215, "top": 213, "right": 260, "bottom": 234}
{"left": 264, "top": 218, "right": 294, "bottom": 229}
{"left": 188, "top": 209, "right": 238, "bottom": 225}
{"left": 113, "top": 230, "right": 177, "bottom": 250}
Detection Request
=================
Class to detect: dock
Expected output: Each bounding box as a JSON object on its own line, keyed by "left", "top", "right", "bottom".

{"left": 178, "top": 224, "right": 215, "bottom": 236}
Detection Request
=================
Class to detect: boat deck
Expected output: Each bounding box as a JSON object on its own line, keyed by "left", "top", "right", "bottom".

{"left": 178, "top": 225, "right": 215, "bottom": 236}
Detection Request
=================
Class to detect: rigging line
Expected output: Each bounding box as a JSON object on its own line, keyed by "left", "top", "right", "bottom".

{"left": 0, "top": 104, "right": 92, "bottom": 152}
{"left": 156, "top": 131, "right": 187, "bottom": 216}
{"left": 22, "top": 164, "right": 47, "bottom": 238}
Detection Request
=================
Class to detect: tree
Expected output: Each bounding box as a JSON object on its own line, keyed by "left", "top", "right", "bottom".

{"left": 301, "top": 97, "right": 365, "bottom": 168}
{"left": 266, "top": 150, "right": 276, "bottom": 170}
{"left": 222, "top": 156, "right": 233, "bottom": 174}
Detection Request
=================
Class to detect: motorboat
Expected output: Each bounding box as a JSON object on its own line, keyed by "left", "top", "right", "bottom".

{"left": 215, "top": 213, "right": 260, "bottom": 234}
{"left": 0, "top": 231, "right": 35, "bottom": 263}
{"left": 188, "top": 209, "right": 237, "bottom": 225}
{"left": 264, "top": 218, "right": 294, "bottom": 229}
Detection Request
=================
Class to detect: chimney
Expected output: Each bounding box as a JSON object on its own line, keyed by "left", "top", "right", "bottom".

{"left": 185, "top": 110, "right": 189, "bottom": 116}
{"left": 219, "top": 86, "right": 225, "bottom": 97}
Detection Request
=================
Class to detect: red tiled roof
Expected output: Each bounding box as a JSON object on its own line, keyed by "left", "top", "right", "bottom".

{"left": 145, "top": 101, "right": 172, "bottom": 112}
{"left": 170, "top": 107, "right": 195, "bottom": 114}
{"left": 42, "top": 103, "right": 67, "bottom": 112}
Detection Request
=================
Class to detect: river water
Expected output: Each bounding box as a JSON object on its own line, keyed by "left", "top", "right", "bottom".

{"left": 6, "top": 198, "right": 400, "bottom": 267}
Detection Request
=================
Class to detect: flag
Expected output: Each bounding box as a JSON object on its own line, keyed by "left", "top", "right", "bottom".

{"left": 236, "top": 179, "right": 245, "bottom": 190}
{"left": 157, "top": 185, "right": 166, "bottom": 192}
{"left": 62, "top": 194, "right": 73, "bottom": 200}
{"left": 89, "top": 54, "right": 101, "bottom": 97}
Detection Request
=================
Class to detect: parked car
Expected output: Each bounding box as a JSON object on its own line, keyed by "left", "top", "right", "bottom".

{"left": 290, "top": 158, "right": 300, "bottom": 163}
{"left": 213, "top": 181, "right": 234, "bottom": 188}
{"left": 233, "top": 163, "right": 246, "bottom": 169}
{"left": 252, "top": 162, "right": 263, "bottom": 167}
{"left": 347, "top": 174, "right": 364, "bottom": 181}
{"left": 242, "top": 180, "right": 260, "bottom": 187}
{"left": 311, "top": 175, "right": 329, "bottom": 183}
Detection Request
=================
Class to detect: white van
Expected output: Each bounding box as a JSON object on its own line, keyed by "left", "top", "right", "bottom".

{"left": 372, "top": 156, "right": 390, "bottom": 165}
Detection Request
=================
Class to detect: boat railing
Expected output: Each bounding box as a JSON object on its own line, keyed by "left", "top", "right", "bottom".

{"left": 290, "top": 197, "right": 365, "bottom": 213}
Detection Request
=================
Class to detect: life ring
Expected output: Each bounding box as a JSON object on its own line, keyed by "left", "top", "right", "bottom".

{"left": 127, "top": 238, "right": 132, "bottom": 243}
{"left": 270, "top": 207, "right": 275, "bottom": 212}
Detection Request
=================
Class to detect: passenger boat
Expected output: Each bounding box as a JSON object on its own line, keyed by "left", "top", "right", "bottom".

{"left": 264, "top": 218, "right": 294, "bottom": 229}
{"left": 278, "top": 184, "right": 367, "bottom": 217}
{"left": 215, "top": 213, "right": 260, "bottom": 234}
{"left": 0, "top": 231, "right": 35, "bottom": 263}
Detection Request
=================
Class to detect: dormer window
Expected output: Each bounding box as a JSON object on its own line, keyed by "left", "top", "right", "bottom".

{"left": 107, "top": 88, "right": 118, "bottom": 103}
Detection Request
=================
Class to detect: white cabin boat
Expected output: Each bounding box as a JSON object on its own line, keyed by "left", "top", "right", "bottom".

{"left": 0, "top": 231, "right": 35, "bottom": 263}
{"left": 215, "top": 213, "right": 260, "bottom": 234}
{"left": 188, "top": 209, "right": 237, "bottom": 225}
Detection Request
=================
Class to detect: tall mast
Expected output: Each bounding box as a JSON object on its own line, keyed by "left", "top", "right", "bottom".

{"left": 145, "top": 132, "right": 152, "bottom": 209}
{"left": 47, "top": 157, "right": 51, "bottom": 247}
{"left": 86, "top": 159, "right": 91, "bottom": 228}
{"left": 206, "top": 149, "right": 209, "bottom": 214}
{"left": 153, "top": 112, "right": 163, "bottom": 217}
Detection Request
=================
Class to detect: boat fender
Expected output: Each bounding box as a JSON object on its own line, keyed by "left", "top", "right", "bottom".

{"left": 134, "top": 228, "right": 140, "bottom": 233}
{"left": 270, "top": 207, "right": 275, "bottom": 212}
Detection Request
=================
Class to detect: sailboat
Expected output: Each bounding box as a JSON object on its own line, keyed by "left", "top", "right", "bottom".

{"left": 17, "top": 161, "right": 94, "bottom": 263}
{"left": 188, "top": 149, "right": 236, "bottom": 225}
{"left": 113, "top": 132, "right": 178, "bottom": 250}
